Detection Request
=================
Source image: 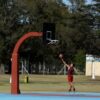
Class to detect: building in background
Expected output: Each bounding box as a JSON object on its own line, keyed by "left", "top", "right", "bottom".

{"left": 85, "top": 54, "right": 100, "bottom": 79}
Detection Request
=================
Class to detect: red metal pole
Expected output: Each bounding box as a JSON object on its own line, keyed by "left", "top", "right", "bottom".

{"left": 11, "top": 53, "right": 19, "bottom": 94}
{"left": 11, "top": 32, "right": 42, "bottom": 94}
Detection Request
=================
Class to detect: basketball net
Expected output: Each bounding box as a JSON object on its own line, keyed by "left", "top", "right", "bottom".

{"left": 47, "top": 39, "right": 59, "bottom": 45}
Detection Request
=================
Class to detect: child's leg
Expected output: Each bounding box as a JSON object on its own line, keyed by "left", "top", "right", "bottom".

{"left": 68, "top": 82, "right": 72, "bottom": 91}
{"left": 70, "top": 82, "right": 75, "bottom": 91}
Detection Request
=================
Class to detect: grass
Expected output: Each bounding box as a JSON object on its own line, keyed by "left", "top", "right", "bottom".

{"left": 0, "top": 74, "right": 100, "bottom": 93}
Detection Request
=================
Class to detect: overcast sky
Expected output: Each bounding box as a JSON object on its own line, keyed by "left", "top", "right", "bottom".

{"left": 63, "top": 0, "right": 93, "bottom": 5}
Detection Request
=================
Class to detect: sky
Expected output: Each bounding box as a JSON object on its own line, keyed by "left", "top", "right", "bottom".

{"left": 86, "top": 0, "right": 93, "bottom": 4}
{"left": 63, "top": 0, "right": 93, "bottom": 5}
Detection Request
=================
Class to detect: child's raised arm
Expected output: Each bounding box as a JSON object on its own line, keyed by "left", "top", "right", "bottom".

{"left": 59, "top": 54, "right": 69, "bottom": 68}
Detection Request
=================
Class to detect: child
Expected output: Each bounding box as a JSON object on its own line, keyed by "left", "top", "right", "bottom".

{"left": 59, "top": 54, "right": 75, "bottom": 92}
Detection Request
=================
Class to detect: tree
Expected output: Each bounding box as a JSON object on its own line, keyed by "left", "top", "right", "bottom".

{"left": 0, "top": 0, "right": 99, "bottom": 73}
{"left": 73, "top": 49, "right": 85, "bottom": 72}
{"left": 67, "top": 0, "right": 85, "bottom": 12}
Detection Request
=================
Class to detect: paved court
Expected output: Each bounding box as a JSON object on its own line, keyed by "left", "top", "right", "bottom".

{"left": 1, "top": 92, "right": 100, "bottom": 100}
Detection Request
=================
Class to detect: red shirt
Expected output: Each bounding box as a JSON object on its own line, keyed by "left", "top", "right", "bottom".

{"left": 67, "top": 67, "right": 74, "bottom": 76}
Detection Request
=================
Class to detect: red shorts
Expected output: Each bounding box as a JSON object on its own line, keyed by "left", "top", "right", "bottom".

{"left": 67, "top": 75, "right": 73, "bottom": 82}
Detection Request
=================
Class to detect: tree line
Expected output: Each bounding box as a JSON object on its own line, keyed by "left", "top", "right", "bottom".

{"left": 0, "top": 0, "right": 99, "bottom": 74}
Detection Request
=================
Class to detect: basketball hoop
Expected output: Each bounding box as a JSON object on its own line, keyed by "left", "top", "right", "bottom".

{"left": 47, "top": 39, "right": 59, "bottom": 45}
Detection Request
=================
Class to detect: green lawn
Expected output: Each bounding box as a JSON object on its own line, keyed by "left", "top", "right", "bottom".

{"left": 0, "top": 74, "right": 100, "bottom": 93}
